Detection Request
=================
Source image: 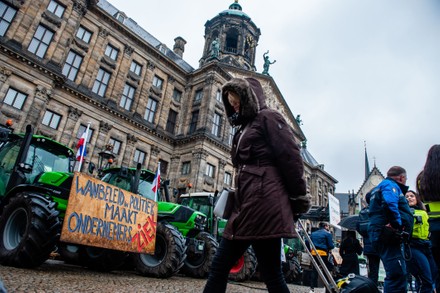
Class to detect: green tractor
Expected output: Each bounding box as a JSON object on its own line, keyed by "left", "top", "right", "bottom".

{"left": 0, "top": 123, "right": 183, "bottom": 277}
{"left": 95, "top": 166, "right": 218, "bottom": 278}
{"left": 179, "top": 191, "right": 258, "bottom": 282}
{"left": 0, "top": 123, "right": 76, "bottom": 268}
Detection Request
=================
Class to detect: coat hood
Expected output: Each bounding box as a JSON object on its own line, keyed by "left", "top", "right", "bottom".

{"left": 222, "top": 77, "right": 267, "bottom": 126}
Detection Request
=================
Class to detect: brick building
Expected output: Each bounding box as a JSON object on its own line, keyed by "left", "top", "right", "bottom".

{"left": 0, "top": 0, "right": 337, "bottom": 202}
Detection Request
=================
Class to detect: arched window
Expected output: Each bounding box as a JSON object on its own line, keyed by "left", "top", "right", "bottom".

{"left": 224, "top": 28, "right": 239, "bottom": 54}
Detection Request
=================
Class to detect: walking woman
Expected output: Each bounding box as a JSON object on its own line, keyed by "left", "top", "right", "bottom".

{"left": 417, "top": 144, "right": 440, "bottom": 290}
{"left": 203, "top": 77, "right": 309, "bottom": 293}
{"left": 405, "top": 190, "right": 437, "bottom": 293}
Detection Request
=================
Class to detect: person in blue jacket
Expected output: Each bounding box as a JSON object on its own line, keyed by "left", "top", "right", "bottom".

{"left": 368, "top": 166, "right": 414, "bottom": 293}
{"left": 309, "top": 222, "right": 335, "bottom": 289}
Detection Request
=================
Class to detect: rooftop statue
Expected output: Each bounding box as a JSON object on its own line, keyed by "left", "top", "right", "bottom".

{"left": 210, "top": 37, "right": 220, "bottom": 58}
{"left": 262, "top": 50, "right": 276, "bottom": 75}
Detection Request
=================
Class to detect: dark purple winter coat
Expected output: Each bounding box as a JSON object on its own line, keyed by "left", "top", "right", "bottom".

{"left": 221, "top": 77, "right": 306, "bottom": 240}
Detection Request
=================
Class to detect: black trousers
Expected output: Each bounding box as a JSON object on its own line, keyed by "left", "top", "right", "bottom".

{"left": 203, "top": 237, "right": 290, "bottom": 293}
{"left": 310, "top": 254, "right": 333, "bottom": 288}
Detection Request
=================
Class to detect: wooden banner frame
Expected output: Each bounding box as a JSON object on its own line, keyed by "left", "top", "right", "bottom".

{"left": 60, "top": 172, "right": 157, "bottom": 254}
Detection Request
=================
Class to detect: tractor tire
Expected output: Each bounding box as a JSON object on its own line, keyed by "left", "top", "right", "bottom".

{"left": 283, "top": 257, "right": 303, "bottom": 284}
{"left": 181, "top": 232, "right": 218, "bottom": 278}
{"left": 0, "top": 192, "right": 61, "bottom": 268}
{"left": 229, "top": 246, "right": 257, "bottom": 282}
{"left": 78, "top": 246, "right": 128, "bottom": 272}
{"left": 57, "top": 243, "right": 81, "bottom": 265}
{"left": 131, "top": 222, "right": 186, "bottom": 278}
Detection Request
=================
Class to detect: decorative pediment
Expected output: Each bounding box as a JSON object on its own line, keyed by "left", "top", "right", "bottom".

{"left": 100, "top": 56, "right": 116, "bottom": 69}
{"left": 73, "top": 38, "right": 89, "bottom": 52}
{"left": 42, "top": 11, "right": 62, "bottom": 27}
{"left": 149, "top": 86, "right": 162, "bottom": 97}
{"left": 0, "top": 108, "right": 22, "bottom": 121}
{"left": 127, "top": 71, "right": 140, "bottom": 83}
{"left": 204, "top": 175, "right": 215, "bottom": 186}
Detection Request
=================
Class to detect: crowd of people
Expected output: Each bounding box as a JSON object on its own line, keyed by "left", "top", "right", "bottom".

{"left": 339, "top": 145, "right": 440, "bottom": 293}
{"left": 361, "top": 145, "right": 440, "bottom": 293}
{"left": 305, "top": 145, "right": 440, "bottom": 293}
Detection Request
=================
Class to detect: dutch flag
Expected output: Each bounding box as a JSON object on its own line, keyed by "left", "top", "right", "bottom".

{"left": 152, "top": 164, "right": 160, "bottom": 201}
{"left": 76, "top": 132, "right": 87, "bottom": 162}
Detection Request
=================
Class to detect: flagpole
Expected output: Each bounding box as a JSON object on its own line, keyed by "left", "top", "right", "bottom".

{"left": 154, "top": 162, "right": 161, "bottom": 202}
{"left": 77, "top": 122, "right": 91, "bottom": 172}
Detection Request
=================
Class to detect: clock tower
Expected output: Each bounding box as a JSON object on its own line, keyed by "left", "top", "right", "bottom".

{"left": 199, "top": 0, "right": 261, "bottom": 71}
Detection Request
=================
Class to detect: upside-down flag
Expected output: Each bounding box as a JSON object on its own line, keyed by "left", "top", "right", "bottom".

{"left": 152, "top": 165, "right": 160, "bottom": 194}
{"left": 76, "top": 131, "right": 87, "bottom": 161}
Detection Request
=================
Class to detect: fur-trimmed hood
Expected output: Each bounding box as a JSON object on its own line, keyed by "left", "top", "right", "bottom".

{"left": 221, "top": 77, "right": 267, "bottom": 126}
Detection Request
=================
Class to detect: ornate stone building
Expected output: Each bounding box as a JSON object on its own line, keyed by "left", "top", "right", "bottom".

{"left": 0, "top": 0, "right": 337, "bottom": 201}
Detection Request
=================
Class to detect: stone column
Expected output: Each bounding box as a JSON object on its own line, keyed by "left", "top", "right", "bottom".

{"left": 93, "top": 121, "right": 113, "bottom": 160}
{"left": 216, "top": 159, "right": 227, "bottom": 189}
{"left": 148, "top": 145, "right": 160, "bottom": 171}
{"left": 27, "top": 85, "right": 52, "bottom": 128}
{"left": 0, "top": 66, "right": 11, "bottom": 89}
{"left": 60, "top": 106, "right": 83, "bottom": 147}
{"left": 122, "top": 133, "right": 138, "bottom": 167}
{"left": 192, "top": 149, "right": 208, "bottom": 191}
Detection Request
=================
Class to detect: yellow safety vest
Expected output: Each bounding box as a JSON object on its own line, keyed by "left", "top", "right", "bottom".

{"left": 425, "top": 201, "right": 440, "bottom": 219}
{"left": 412, "top": 209, "right": 430, "bottom": 240}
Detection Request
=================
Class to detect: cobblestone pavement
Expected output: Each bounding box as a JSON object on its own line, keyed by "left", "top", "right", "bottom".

{"left": 0, "top": 260, "right": 325, "bottom": 293}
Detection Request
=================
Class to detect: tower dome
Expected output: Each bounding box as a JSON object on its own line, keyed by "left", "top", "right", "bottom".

{"left": 220, "top": 0, "right": 250, "bottom": 18}
{"left": 199, "top": 0, "right": 260, "bottom": 71}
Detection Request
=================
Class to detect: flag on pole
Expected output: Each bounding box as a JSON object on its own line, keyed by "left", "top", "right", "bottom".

{"left": 152, "top": 163, "right": 160, "bottom": 201}
{"left": 76, "top": 123, "right": 91, "bottom": 172}
{"left": 76, "top": 131, "right": 87, "bottom": 161}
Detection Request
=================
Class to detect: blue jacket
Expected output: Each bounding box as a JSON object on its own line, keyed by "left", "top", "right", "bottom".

{"left": 368, "top": 177, "right": 413, "bottom": 243}
{"left": 310, "top": 228, "right": 334, "bottom": 251}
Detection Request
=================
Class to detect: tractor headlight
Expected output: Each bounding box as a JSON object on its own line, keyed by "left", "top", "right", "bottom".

{"left": 194, "top": 214, "right": 207, "bottom": 230}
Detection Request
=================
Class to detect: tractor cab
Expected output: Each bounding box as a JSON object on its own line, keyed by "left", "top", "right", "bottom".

{"left": 100, "top": 167, "right": 156, "bottom": 201}
{"left": 179, "top": 192, "right": 216, "bottom": 218}
{"left": 0, "top": 124, "right": 74, "bottom": 198}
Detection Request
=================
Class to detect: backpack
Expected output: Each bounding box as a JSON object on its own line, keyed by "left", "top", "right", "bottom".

{"left": 356, "top": 206, "right": 369, "bottom": 238}
{"left": 337, "top": 274, "right": 380, "bottom": 293}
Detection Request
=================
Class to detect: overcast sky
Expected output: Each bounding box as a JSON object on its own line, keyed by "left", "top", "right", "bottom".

{"left": 107, "top": 0, "right": 440, "bottom": 194}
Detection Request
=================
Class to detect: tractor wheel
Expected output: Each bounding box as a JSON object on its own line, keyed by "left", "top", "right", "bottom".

{"left": 229, "top": 246, "right": 257, "bottom": 282}
{"left": 131, "top": 222, "right": 186, "bottom": 278}
{"left": 283, "top": 256, "right": 303, "bottom": 284}
{"left": 181, "top": 232, "right": 218, "bottom": 278}
{"left": 0, "top": 192, "right": 61, "bottom": 268}
{"left": 78, "top": 246, "right": 128, "bottom": 272}
{"left": 57, "top": 243, "right": 81, "bottom": 265}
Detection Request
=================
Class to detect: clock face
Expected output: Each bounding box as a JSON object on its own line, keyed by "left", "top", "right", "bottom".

{"left": 246, "top": 35, "right": 255, "bottom": 48}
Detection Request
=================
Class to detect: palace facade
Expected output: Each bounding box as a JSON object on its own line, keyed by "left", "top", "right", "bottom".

{"left": 0, "top": 0, "right": 337, "bottom": 202}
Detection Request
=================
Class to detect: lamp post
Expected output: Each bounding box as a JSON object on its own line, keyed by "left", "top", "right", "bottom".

{"left": 97, "top": 144, "right": 115, "bottom": 176}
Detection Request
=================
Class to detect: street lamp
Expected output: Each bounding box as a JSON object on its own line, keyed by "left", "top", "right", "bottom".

{"left": 97, "top": 144, "right": 115, "bottom": 176}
